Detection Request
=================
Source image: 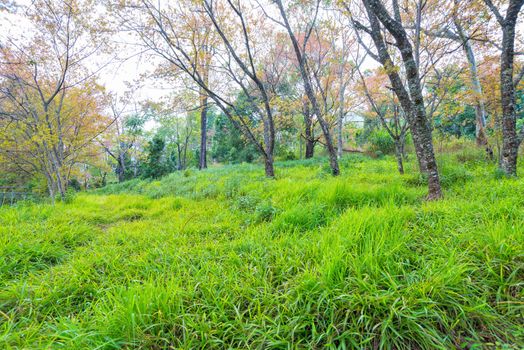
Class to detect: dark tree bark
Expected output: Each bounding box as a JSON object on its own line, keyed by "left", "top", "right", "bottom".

{"left": 394, "top": 135, "right": 406, "bottom": 175}
{"left": 305, "top": 131, "right": 315, "bottom": 159}
{"left": 116, "top": 156, "right": 126, "bottom": 182}
{"left": 483, "top": 0, "right": 524, "bottom": 176}
{"left": 303, "top": 102, "right": 315, "bottom": 158}
{"left": 264, "top": 154, "right": 275, "bottom": 177}
{"left": 199, "top": 94, "right": 208, "bottom": 170}
{"left": 361, "top": 0, "right": 442, "bottom": 199}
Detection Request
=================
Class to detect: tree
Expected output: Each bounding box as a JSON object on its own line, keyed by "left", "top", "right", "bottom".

{"left": 347, "top": 0, "right": 443, "bottom": 199}
{"left": 483, "top": 0, "right": 524, "bottom": 176}
{"left": 0, "top": 72, "right": 110, "bottom": 198}
{"left": 357, "top": 68, "right": 409, "bottom": 174}
{"left": 157, "top": 109, "right": 197, "bottom": 172}
{"left": 141, "top": 135, "right": 171, "bottom": 179}
{"left": 273, "top": 0, "right": 341, "bottom": 175}
{"left": 115, "top": 0, "right": 282, "bottom": 177}
{"left": 0, "top": 0, "right": 111, "bottom": 200}
{"left": 101, "top": 95, "right": 148, "bottom": 182}
{"left": 176, "top": 4, "right": 214, "bottom": 170}
{"left": 410, "top": 0, "right": 494, "bottom": 147}
{"left": 212, "top": 110, "right": 258, "bottom": 163}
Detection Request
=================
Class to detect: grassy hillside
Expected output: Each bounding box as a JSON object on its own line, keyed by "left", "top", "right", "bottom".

{"left": 1, "top": 153, "right": 523, "bottom": 349}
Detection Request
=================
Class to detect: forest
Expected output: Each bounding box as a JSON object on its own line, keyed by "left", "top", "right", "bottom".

{"left": 0, "top": 0, "right": 523, "bottom": 348}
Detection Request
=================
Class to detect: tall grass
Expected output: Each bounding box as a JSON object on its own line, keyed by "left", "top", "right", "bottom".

{"left": 0, "top": 154, "right": 522, "bottom": 349}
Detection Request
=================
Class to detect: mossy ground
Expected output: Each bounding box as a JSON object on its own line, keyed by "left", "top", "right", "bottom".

{"left": 1, "top": 152, "right": 523, "bottom": 349}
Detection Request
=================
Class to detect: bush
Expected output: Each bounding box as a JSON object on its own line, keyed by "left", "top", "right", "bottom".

{"left": 254, "top": 201, "right": 277, "bottom": 222}
{"left": 366, "top": 129, "right": 395, "bottom": 156}
{"left": 234, "top": 195, "right": 259, "bottom": 212}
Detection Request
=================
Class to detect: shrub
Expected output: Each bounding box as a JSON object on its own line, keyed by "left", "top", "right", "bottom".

{"left": 366, "top": 129, "right": 395, "bottom": 156}
{"left": 254, "top": 201, "right": 277, "bottom": 222}
{"left": 234, "top": 195, "right": 259, "bottom": 212}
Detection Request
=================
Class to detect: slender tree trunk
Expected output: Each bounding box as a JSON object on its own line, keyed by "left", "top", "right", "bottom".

{"left": 177, "top": 144, "right": 183, "bottom": 171}
{"left": 337, "top": 90, "right": 345, "bottom": 159}
{"left": 394, "top": 134, "right": 406, "bottom": 175}
{"left": 45, "top": 172, "right": 56, "bottom": 202}
{"left": 117, "top": 151, "right": 126, "bottom": 182}
{"left": 50, "top": 154, "right": 66, "bottom": 201}
{"left": 456, "top": 23, "right": 488, "bottom": 146}
{"left": 466, "top": 55, "right": 488, "bottom": 147}
{"left": 116, "top": 164, "right": 124, "bottom": 183}
{"left": 302, "top": 81, "right": 339, "bottom": 174}
{"left": 261, "top": 113, "right": 276, "bottom": 177}
{"left": 411, "top": 107, "right": 441, "bottom": 199}
{"left": 410, "top": 129, "right": 427, "bottom": 172}
{"left": 199, "top": 94, "right": 208, "bottom": 170}
{"left": 394, "top": 140, "right": 405, "bottom": 175}
{"left": 299, "top": 133, "right": 303, "bottom": 159}
{"left": 474, "top": 102, "right": 489, "bottom": 147}
{"left": 304, "top": 106, "right": 315, "bottom": 158}
{"left": 183, "top": 143, "right": 188, "bottom": 170}
{"left": 303, "top": 82, "right": 339, "bottom": 173}
{"left": 337, "top": 66, "right": 346, "bottom": 159}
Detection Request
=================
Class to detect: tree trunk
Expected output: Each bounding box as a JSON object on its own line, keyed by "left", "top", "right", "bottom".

{"left": 177, "top": 144, "right": 183, "bottom": 171}
{"left": 474, "top": 103, "right": 489, "bottom": 147}
{"left": 337, "top": 95, "right": 344, "bottom": 159}
{"left": 468, "top": 64, "right": 488, "bottom": 147}
{"left": 264, "top": 154, "right": 275, "bottom": 177}
{"left": 304, "top": 108, "right": 315, "bottom": 159}
{"left": 458, "top": 25, "right": 488, "bottom": 147}
{"left": 411, "top": 133, "right": 428, "bottom": 173}
{"left": 305, "top": 138, "right": 315, "bottom": 159}
{"left": 302, "top": 80, "right": 339, "bottom": 174}
{"left": 299, "top": 133, "right": 303, "bottom": 159}
{"left": 410, "top": 104, "right": 441, "bottom": 199}
{"left": 394, "top": 140, "right": 405, "bottom": 175}
{"left": 199, "top": 95, "right": 208, "bottom": 170}
{"left": 304, "top": 87, "right": 339, "bottom": 174}
{"left": 182, "top": 143, "right": 188, "bottom": 170}
{"left": 482, "top": 0, "right": 524, "bottom": 175}
{"left": 50, "top": 154, "right": 66, "bottom": 201}
{"left": 116, "top": 164, "right": 125, "bottom": 183}
{"left": 499, "top": 15, "right": 521, "bottom": 175}
{"left": 337, "top": 67, "right": 346, "bottom": 159}
{"left": 117, "top": 151, "right": 126, "bottom": 182}
{"left": 45, "top": 172, "right": 56, "bottom": 202}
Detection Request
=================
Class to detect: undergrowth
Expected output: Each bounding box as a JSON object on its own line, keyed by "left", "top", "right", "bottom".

{"left": 0, "top": 154, "right": 523, "bottom": 349}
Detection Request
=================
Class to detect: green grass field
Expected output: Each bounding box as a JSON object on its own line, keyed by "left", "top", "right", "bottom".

{"left": 1, "top": 152, "right": 523, "bottom": 349}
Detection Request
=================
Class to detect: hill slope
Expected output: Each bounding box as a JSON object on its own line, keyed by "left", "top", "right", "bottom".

{"left": 1, "top": 155, "right": 523, "bottom": 349}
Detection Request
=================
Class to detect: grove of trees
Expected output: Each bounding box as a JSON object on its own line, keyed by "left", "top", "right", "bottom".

{"left": 1, "top": 0, "right": 523, "bottom": 200}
